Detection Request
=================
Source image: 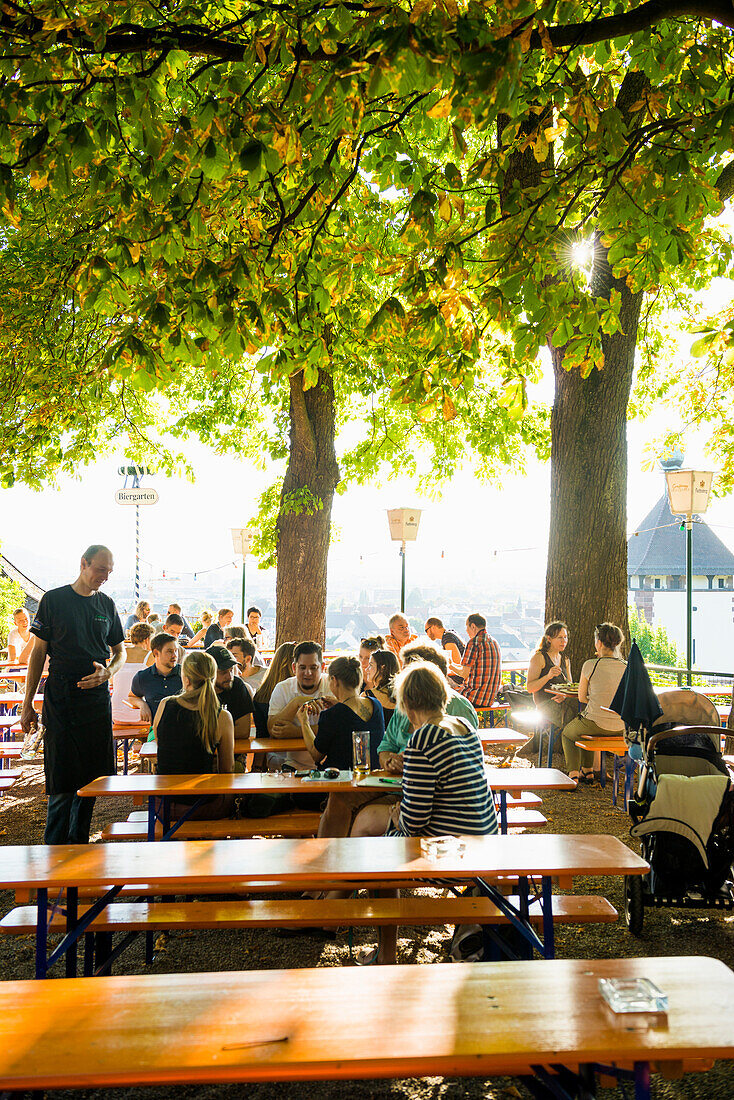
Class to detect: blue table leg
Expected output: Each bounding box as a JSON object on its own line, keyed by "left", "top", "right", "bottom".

{"left": 65, "top": 887, "right": 78, "bottom": 977}
{"left": 599, "top": 750, "right": 607, "bottom": 789}
{"left": 123, "top": 738, "right": 129, "bottom": 775}
{"left": 635, "top": 1060, "right": 651, "bottom": 1100}
{"left": 541, "top": 876, "right": 555, "bottom": 959}
{"left": 147, "top": 795, "right": 156, "bottom": 841}
{"left": 498, "top": 791, "right": 508, "bottom": 834}
{"left": 34, "top": 887, "right": 48, "bottom": 980}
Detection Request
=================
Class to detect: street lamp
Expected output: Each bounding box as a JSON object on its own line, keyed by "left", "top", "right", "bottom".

{"left": 664, "top": 466, "right": 714, "bottom": 684}
{"left": 386, "top": 508, "right": 422, "bottom": 613}
{"left": 231, "top": 528, "right": 255, "bottom": 621}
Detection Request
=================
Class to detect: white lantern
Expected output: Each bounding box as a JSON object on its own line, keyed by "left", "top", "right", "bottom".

{"left": 664, "top": 470, "right": 714, "bottom": 518}
{"left": 386, "top": 508, "right": 422, "bottom": 543}
{"left": 231, "top": 528, "right": 255, "bottom": 556}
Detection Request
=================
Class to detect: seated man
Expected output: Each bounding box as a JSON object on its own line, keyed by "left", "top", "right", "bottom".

{"left": 384, "top": 613, "right": 417, "bottom": 666}
{"left": 424, "top": 616, "right": 464, "bottom": 665}
{"left": 453, "top": 613, "right": 502, "bottom": 709}
{"left": 167, "top": 602, "right": 194, "bottom": 641}
{"left": 129, "top": 632, "right": 183, "bottom": 725}
{"left": 204, "top": 607, "right": 234, "bottom": 648}
{"left": 317, "top": 643, "right": 478, "bottom": 837}
{"left": 207, "top": 644, "right": 253, "bottom": 739}
{"left": 7, "top": 607, "right": 34, "bottom": 664}
{"left": 267, "top": 640, "right": 332, "bottom": 772}
{"left": 225, "top": 637, "right": 267, "bottom": 694}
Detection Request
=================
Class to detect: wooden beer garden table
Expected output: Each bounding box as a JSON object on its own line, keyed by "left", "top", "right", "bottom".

{"left": 0, "top": 956, "right": 731, "bottom": 1099}
{"left": 0, "top": 833, "right": 648, "bottom": 979}
{"left": 79, "top": 767, "right": 575, "bottom": 837}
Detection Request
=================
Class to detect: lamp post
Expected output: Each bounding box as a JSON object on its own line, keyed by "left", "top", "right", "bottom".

{"left": 386, "top": 508, "right": 422, "bottom": 613}
{"left": 231, "top": 528, "right": 255, "bottom": 621}
{"left": 664, "top": 467, "right": 714, "bottom": 685}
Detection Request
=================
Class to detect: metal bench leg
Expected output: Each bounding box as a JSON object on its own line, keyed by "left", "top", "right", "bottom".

{"left": 34, "top": 888, "right": 48, "bottom": 980}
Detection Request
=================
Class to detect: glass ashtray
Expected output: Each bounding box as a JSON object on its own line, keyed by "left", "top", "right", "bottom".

{"left": 420, "top": 836, "right": 466, "bottom": 859}
{"left": 599, "top": 977, "right": 668, "bottom": 1014}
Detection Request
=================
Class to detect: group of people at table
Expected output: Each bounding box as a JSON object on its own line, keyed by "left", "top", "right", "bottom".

{"left": 10, "top": 545, "right": 629, "bottom": 863}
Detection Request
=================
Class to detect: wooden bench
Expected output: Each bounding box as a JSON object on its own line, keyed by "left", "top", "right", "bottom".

{"left": 101, "top": 812, "right": 323, "bottom": 840}
{"left": 100, "top": 806, "right": 548, "bottom": 841}
{"left": 0, "top": 956, "right": 728, "bottom": 1099}
{"left": 575, "top": 736, "right": 635, "bottom": 808}
{"left": 0, "top": 893, "right": 618, "bottom": 938}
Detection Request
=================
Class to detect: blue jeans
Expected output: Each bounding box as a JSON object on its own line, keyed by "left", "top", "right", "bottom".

{"left": 44, "top": 794, "right": 96, "bottom": 844}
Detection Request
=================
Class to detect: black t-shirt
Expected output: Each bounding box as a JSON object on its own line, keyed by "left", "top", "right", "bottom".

{"left": 31, "top": 584, "right": 124, "bottom": 681}
{"left": 204, "top": 624, "right": 224, "bottom": 648}
{"left": 216, "top": 676, "right": 254, "bottom": 726}
{"left": 442, "top": 630, "right": 465, "bottom": 657}
{"left": 314, "top": 700, "right": 385, "bottom": 771}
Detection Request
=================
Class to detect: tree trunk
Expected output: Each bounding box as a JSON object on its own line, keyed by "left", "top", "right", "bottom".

{"left": 275, "top": 369, "right": 339, "bottom": 646}
{"left": 545, "top": 268, "right": 643, "bottom": 676}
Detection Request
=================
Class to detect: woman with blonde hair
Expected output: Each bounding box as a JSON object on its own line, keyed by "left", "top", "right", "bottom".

{"left": 351, "top": 661, "right": 497, "bottom": 963}
{"left": 153, "top": 650, "right": 235, "bottom": 818}
{"left": 252, "top": 641, "right": 296, "bottom": 738}
{"left": 187, "top": 610, "right": 213, "bottom": 649}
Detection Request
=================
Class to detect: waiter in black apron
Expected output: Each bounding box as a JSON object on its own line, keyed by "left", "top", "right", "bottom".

{"left": 21, "top": 544, "right": 126, "bottom": 844}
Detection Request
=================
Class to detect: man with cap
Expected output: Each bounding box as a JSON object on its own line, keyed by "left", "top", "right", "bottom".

{"left": 207, "top": 643, "right": 253, "bottom": 738}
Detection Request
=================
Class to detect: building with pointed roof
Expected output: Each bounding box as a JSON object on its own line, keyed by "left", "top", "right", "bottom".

{"left": 627, "top": 457, "right": 734, "bottom": 669}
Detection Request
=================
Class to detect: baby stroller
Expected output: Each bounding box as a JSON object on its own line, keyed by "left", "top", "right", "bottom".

{"left": 624, "top": 724, "right": 734, "bottom": 934}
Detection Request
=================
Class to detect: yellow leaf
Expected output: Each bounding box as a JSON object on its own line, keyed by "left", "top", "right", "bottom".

{"left": 255, "top": 39, "right": 268, "bottom": 65}
{"left": 442, "top": 394, "right": 457, "bottom": 420}
{"left": 427, "top": 94, "right": 452, "bottom": 119}
{"left": 128, "top": 242, "right": 141, "bottom": 263}
{"left": 29, "top": 173, "right": 49, "bottom": 190}
{"left": 518, "top": 25, "right": 532, "bottom": 52}
{"left": 438, "top": 195, "right": 452, "bottom": 222}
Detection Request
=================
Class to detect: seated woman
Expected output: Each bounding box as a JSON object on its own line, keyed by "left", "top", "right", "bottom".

{"left": 153, "top": 650, "right": 235, "bottom": 819}
{"left": 297, "top": 656, "right": 384, "bottom": 771}
{"left": 352, "top": 660, "right": 498, "bottom": 962}
{"left": 114, "top": 622, "right": 154, "bottom": 723}
{"left": 561, "top": 622, "right": 627, "bottom": 784}
{"left": 252, "top": 641, "right": 295, "bottom": 740}
{"left": 358, "top": 635, "right": 385, "bottom": 687}
{"left": 517, "top": 621, "right": 577, "bottom": 758}
{"left": 364, "top": 648, "right": 399, "bottom": 725}
{"left": 187, "top": 610, "right": 213, "bottom": 649}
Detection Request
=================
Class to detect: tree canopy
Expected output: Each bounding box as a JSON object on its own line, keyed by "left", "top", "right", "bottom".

{"left": 1, "top": 1, "right": 733, "bottom": 640}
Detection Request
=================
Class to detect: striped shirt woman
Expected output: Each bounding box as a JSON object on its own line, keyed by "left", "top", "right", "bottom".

{"left": 387, "top": 716, "right": 498, "bottom": 837}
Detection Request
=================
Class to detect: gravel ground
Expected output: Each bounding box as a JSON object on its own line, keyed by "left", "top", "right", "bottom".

{"left": 0, "top": 750, "right": 732, "bottom": 1100}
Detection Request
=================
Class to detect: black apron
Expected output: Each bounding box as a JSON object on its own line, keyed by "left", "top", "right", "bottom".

{"left": 43, "top": 677, "right": 114, "bottom": 795}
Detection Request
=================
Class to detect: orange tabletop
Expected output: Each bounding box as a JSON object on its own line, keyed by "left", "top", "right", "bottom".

{"left": 0, "top": 955, "right": 730, "bottom": 1089}
{"left": 0, "top": 834, "right": 649, "bottom": 891}
{"left": 80, "top": 766, "right": 574, "bottom": 799}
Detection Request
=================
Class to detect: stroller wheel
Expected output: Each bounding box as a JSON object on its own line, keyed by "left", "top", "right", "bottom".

{"left": 625, "top": 875, "right": 644, "bottom": 936}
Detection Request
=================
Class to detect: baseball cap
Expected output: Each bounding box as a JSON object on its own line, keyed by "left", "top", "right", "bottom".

{"left": 207, "top": 644, "right": 238, "bottom": 670}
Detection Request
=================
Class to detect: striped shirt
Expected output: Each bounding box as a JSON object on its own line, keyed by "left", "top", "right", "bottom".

{"left": 389, "top": 718, "right": 498, "bottom": 838}
{"left": 460, "top": 629, "right": 502, "bottom": 707}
